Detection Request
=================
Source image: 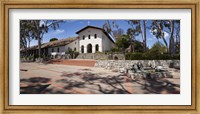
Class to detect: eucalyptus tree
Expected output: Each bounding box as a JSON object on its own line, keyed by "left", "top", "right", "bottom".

{"left": 128, "top": 20, "right": 147, "bottom": 52}
{"left": 149, "top": 20, "right": 169, "bottom": 52}
{"left": 174, "top": 20, "right": 180, "bottom": 54}
{"left": 20, "top": 20, "right": 34, "bottom": 58}
{"left": 113, "top": 28, "right": 124, "bottom": 39}
{"left": 102, "top": 20, "right": 119, "bottom": 38}
{"left": 29, "top": 20, "right": 64, "bottom": 59}
{"left": 150, "top": 20, "right": 180, "bottom": 55}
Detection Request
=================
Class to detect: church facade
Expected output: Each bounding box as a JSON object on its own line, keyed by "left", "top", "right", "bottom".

{"left": 76, "top": 26, "right": 115, "bottom": 54}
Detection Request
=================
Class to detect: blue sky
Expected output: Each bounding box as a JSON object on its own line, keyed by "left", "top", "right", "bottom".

{"left": 30, "top": 20, "right": 176, "bottom": 48}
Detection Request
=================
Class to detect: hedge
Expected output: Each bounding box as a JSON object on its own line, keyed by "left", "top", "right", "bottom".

{"left": 125, "top": 52, "right": 180, "bottom": 60}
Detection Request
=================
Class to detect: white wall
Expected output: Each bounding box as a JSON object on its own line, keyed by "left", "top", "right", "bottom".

{"left": 102, "top": 32, "right": 114, "bottom": 52}
{"left": 78, "top": 28, "right": 102, "bottom": 53}
{"left": 47, "top": 39, "right": 79, "bottom": 55}
{"left": 65, "top": 39, "right": 79, "bottom": 52}
{"left": 48, "top": 46, "right": 65, "bottom": 55}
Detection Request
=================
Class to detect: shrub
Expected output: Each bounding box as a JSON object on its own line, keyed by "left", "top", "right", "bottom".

{"left": 110, "top": 47, "right": 120, "bottom": 52}
{"left": 125, "top": 52, "right": 180, "bottom": 60}
{"left": 125, "top": 53, "right": 144, "bottom": 60}
{"left": 74, "top": 51, "right": 79, "bottom": 58}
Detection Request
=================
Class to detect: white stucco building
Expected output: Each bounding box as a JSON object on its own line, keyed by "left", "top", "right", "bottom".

{"left": 24, "top": 26, "right": 115, "bottom": 57}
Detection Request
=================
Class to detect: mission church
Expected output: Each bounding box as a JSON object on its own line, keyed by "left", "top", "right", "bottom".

{"left": 24, "top": 26, "right": 115, "bottom": 57}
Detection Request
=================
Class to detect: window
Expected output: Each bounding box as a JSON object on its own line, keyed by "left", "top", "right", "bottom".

{"left": 57, "top": 48, "right": 59, "bottom": 52}
{"left": 75, "top": 42, "right": 76, "bottom": 44}
{"left": 83, "top": 35, "right": 85, "bottom": 40}
{"left": 74, "top": 48, "right": 76, "bottom": 51}
{"left": 52, "top": 48, "right": 54, "bottom": 52}
{"left": 94, "top": 34, "right": 97, "bottom": 38}
{"left": 88, "top": 35, "right": 91, "bottom": 39}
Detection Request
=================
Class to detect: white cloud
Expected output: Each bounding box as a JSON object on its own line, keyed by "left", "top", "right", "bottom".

{"left": 52, "top": 29, "right": 65, "bottom": 35}
{"left": 164, "top": 31, "right": 169, "bottom": 38}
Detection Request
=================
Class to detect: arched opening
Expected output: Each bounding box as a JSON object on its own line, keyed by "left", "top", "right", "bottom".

{"left": 114, "top": 56, "right": 118, "bottom": 60}
{"left": 87, "top": 44, "right": 92, "bottom": 53}
{"left": 95, "top": 44, "right": 99, "bottom": 52}
{"left": 81, "top": 45, "right": 84, "bottom": 53}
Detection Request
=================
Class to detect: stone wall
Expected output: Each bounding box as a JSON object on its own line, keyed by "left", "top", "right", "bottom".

{"left": 95, "top": 60, "right": 180, "bottom": 71}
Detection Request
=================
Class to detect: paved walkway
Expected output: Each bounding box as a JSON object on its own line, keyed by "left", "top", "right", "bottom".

{"left": 20, "top": 62, "right": 180, "bottom": 94}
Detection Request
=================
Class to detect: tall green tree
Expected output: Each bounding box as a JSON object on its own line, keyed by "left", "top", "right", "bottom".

{"left": 174, "top": 20, "right": 180, "bottom": 54}
{"left": 150, "top": 41, "right": 167, "bottom": 54}
{"left": 169, "top": 20, "right": 175, "bottom": 55}
{"left": 27, "top": 20, "right": 64, "bottom": 60}
{"left": 113, "top": 28, "right": 124, "bottom": 39}
{"left": 102, "top": 20, "right": 119, "bottom": 38}
{"left": 115, "top": 35, "right": 130, "bottom": 52}
{"left": 150, "top": 20, "right": 169, "bottom": 52}
{"left": 20, "top": 20, "right": 34, "bottom": 58}
{"left": 150, "top": 20, "right": 180, "bottom": 55}
{"left": 128, "top": 20, "right": 147, "bottom": 52}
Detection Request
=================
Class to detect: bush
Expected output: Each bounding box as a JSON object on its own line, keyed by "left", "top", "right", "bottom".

{"left": 125, "top": 52, "right": 180, "bottom": 60}
{"left": 125, "top": 53, "right": 144, "bottom": 60}
{"left": 74, "top": 51, "right": 79, "bottom": 58}
{"left": 110, "top": 47, "right": 120, "bottom": 52}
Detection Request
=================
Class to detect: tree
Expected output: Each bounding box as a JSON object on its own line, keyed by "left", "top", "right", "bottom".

{"left": 150, "top": 20, "right": 180, "bottom": 56}
{"left": 128, "top": 20, "right": 147, "bottom": 52}
{"left": 27, "top": 20, "right": 64, "bottom": 60}
{"left": 174, "top": 20, "right": 180, "bottom": 54}
{"left": 20, "top": 20, "right": 34, "bottom": 58}
{"left": 150, "top": 20, "right": 169, "bottom": 52}
{"left": 115, "top": 35, "right": 130, "bottom": 52}
{"left": 49, "top": 38, "right": 58, "bottom": 42}
{"left": 150, "top": 41, "right": 167, "bottom": 54}
{"left": 102, "top": 20, "right": 119, "bottom": 39}
{"left": 113, "top": 28, "right": 124, "bottom": 39}
{"left": 132, "top": 40, "right": 144, "bottom": 52}
{"left": 169, "top": 20, "right": 175, "bottom": 55}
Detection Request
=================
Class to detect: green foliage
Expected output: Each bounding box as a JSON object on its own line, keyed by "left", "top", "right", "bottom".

{"left": 132, "top": 40, "right": 144, "bottom": 52}
{"left": 150, "top": 41, "right": 167, "bottom": 54}
{"left": 125, "top": 52, "right": 144, "bottom": 60}
{"left": 125, "top": 41, "right": 178, "bottom": 60}
{"left": 115, "top": 35, "right": 130, "bottom": 51}
{"left": 110, "top": 47, "right": 120, "bottom": 52}
{"left": 67, "top": 48, "right": 79, "bottom": 59}
{"left": 74, "top": 51, "right": 79, "bottom": 58}
{"left": 125, "top": 52, "right": 179, "bottom": 60}
{"left": 49, "top": 38, "right": 58, "bottom": 42}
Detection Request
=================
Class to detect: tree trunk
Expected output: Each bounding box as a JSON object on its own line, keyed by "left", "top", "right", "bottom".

{"left": 169, "top": 20, "right": 175, "bottom": 56}
{"left": 162, "top": 36, "right": 168, "bottom": 53}
{"left": 38, "top": 37, "right": 41, "bottom": 59}
{"left": 143, "top": 20, "right": 147, "bottom": 51}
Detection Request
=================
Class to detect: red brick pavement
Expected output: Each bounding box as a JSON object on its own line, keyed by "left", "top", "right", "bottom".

{"left": 48, "top": 59, "right": 96, "bottom": 67}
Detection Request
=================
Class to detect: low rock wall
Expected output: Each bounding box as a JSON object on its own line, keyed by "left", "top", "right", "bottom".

{"left": 95, "top": 60, "right": 180, "bottom": 71}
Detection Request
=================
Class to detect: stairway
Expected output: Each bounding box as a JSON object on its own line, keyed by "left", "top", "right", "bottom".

{"left": 76, "top": 53, "right": 95, "bottom": 59}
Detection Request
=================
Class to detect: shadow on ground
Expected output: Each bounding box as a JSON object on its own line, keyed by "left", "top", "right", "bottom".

{"left": 20, "top": 72, "right": 180, "bottom": 94}
{"left": 20, "top": 77, "right": 51, "bottom": 94}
